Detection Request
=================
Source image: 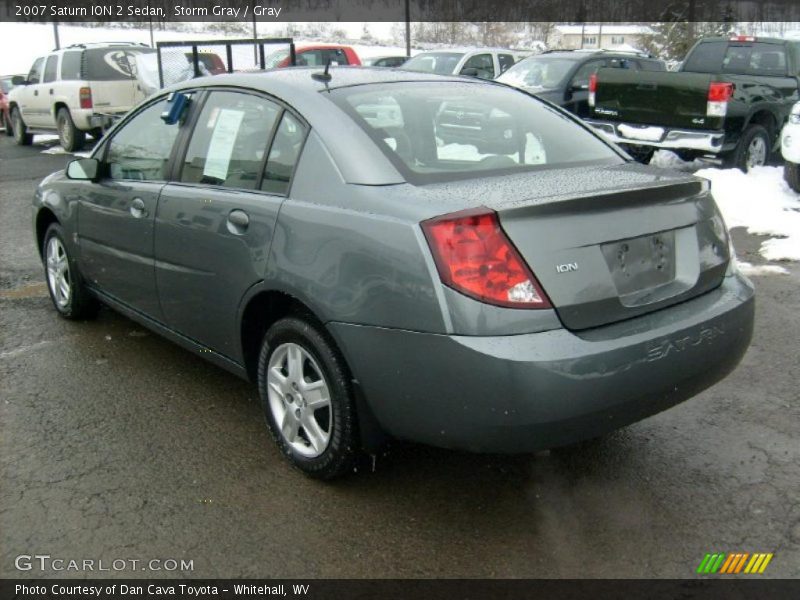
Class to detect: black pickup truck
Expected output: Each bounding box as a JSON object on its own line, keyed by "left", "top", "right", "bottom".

{"left": 586, "top": 36, "right": 800, "bottom": 170}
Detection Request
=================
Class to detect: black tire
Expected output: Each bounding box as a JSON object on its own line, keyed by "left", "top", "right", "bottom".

{"left": 785, "top": 162, "right": 800, "bottom": 194}
{"left": 675, "top": 150, "right": 700, "bottom": 163}
{"left": 724, "top": 124, "right": 770, "bottom": 172}
{"left": 257, "top": 316, "right": 359, "bottom": 480}
{"left": 42, "top": 223, "right": 99, "bottom": 320}
{"left": 3, "top": 111, "right": 12, "bottom": 136}
{"left": 620, "top": 143, "right": 655, "bottom": 165}
{"left": 11, "top": 107, "right": 32, "bottom": 145}
{"left": 56, "top": 107, "right": 85, "bottom": 152}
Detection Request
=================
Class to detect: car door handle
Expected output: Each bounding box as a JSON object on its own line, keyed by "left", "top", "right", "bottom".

{"left": 33, "top": 90, "right": 38, "bottom": 96}
{"left": 228, "top": 209, "right": 249, "bottom": 227}
{"left": 130, "top": 197, "right": 148, "bottom": 218}
{"left": 49, "top": 88, "right": 54, "bottom": 95}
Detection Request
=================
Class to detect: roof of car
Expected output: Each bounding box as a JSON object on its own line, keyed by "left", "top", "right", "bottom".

{"left": 165, "top": 66, "right": 485, "bottom": 186}
{"left": 170, "top": 65, "right": 468, "bottom": 94}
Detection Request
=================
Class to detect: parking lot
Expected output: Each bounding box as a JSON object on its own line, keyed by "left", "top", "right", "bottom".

{"left": 1, "top": 133, "right": 799, "bottom": 578}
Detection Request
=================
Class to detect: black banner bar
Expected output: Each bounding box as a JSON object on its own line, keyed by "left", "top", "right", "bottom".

{"left": 3, "top": 579, "right": 800, "bottom": 600}
{"left": 2, "top": 0, "right": 800, "bottom": 22}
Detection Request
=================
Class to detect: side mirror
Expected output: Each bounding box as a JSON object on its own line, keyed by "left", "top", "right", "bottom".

{"left": 66, "top": 158, "right": 100, "bottom": 181}
{"left": 460, "top": 67, "right": 479, "bottom": 77}
{"left": 11, "top": 75, "right": 26, "bottom": 86}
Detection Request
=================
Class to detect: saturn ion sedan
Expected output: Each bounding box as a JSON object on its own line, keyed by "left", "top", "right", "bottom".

{"left": 33, "top": 67, "right": 754, "bottom": 479}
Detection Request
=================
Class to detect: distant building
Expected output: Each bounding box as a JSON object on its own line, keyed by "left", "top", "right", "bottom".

{"left": 552, "top": 25, "right": 653, "bottom": 51}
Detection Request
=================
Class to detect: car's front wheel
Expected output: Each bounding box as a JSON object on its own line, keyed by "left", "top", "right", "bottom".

{"left": 42, "top": 223, "right": 99, "bottom": 319}
{"left": 11, "top": 107, "right": 32, "bottom": 145}
{"left": 56, "top": 107, "right": 86, "bottom": 152}
{"left": 786, "top": 161, "right": 800, "bottom": 193}
{"left": 257, "top": 316, "right": 359, "bottom": 480}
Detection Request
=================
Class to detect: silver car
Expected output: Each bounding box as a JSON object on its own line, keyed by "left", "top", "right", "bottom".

{"left": 33, "top": 67, "right": 754, "bottom": 479}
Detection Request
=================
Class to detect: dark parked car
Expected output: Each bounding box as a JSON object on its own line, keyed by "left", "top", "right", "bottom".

{"left": 363, "top": 55, "right": 409, "bottom": 68}
{"left": 586, "top": 36, "right": 800, "bottom": 170}
{"left": 34, "top": 67, "right": 754, "bottom": 479}
{"left": 497, "top": 50, "right": 666, "bottom": 120}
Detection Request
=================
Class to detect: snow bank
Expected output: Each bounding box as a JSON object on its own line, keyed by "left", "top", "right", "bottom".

{"left": 697, "top": 166, "right": 800, "bottom": 263}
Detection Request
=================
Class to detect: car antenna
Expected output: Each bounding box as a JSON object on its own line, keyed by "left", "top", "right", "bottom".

{"left": 312, "top": 59, "right": 332, "bottom": 83}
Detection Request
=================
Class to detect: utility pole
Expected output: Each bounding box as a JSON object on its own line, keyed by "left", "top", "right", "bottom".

{"left": 253, "top": 11, "right": 258, "bottom": 66}
{"left": 53, "top": 22, "right": 60, "bottom": 49}
{"left": 405, "top": 0, "right": 411, "bottom": 57}
{"left": 149, "top": 16, "right": 154, "bottom": 48}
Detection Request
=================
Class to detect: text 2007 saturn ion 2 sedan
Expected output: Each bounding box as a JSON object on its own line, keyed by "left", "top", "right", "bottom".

{"left": 34, "top": 67, "right": 754, "bottom": 479}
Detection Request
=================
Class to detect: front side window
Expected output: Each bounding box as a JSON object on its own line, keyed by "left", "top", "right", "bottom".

{"left": 106, "top": 98, "right": 181, "bottom": 181}
{"left": 330, "top": 82, "right": 623, "bottom": 184}
{"left": 27, "top": 58, "right": 45, "bottom": 84}
{"left": 461, "top": 54, "right": 495, "bottom": 79}
{"left": 180, "top": 91, "right": 281, "bottom": 190}
{"left": 43, "top": 55, "right": 58, "bottom": 83}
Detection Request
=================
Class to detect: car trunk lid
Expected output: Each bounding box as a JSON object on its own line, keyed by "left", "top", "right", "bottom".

{"left": 423, "top": 163, "right": 730, "bottom": 330}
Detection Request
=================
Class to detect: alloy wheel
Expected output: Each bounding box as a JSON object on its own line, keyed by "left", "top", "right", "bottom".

{"left": 746, "top": 136, "right": 767, "bottom": 170}
{"left": 58, "top": 114, "right": 71, "bottom": 147}
{"left": 267, "top": 342, "right": 332, "bottom": 458}
{"left": 46, "top": 236, "right": 71, "bottom": 308}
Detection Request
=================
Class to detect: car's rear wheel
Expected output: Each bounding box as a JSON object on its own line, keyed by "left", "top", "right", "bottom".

{"left": 725, "top": 124, "right": 770, "bottom": 172}
{"left": 3, "top": 111, "right": 12, "bottom": 136}
{"left": 257, "top": 316, "right": 359, "bottom": 480}
{"left": 43, "top": 224, "right": 99, "bottom": 320}
{"left": 56, "top": 108, "right": 85, "bottom": 152}
{"left": 785, "top": 161, "right": 800, "bottom": 193}
{"left": 11, "top": 107, "right": 32, "bottom": 145}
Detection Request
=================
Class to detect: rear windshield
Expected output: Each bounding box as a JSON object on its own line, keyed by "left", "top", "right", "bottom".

{"left": 683, "top": 41, "right": 787, "bottom": 76}
{"left": 84, "top": 47, "right": 155, "bottom": 80}
{"left": 403, "top": 52, "right": 465, "bottom": 75}
{"left": 328, "top": 82, "right": 623, "bottom": 184}
{"left": 497, "top": 56, "right": 579, "bottom": 90}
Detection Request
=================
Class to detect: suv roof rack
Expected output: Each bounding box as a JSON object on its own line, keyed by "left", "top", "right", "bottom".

{"left": 61, "top": 41, "right": 151, "bottom": 50}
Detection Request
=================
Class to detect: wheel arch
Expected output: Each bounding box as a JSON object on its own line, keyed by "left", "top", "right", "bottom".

{"left": 745, "top": 109, "right": 779, "bottom": 144}
{"left": 52, "top": 101, "right": 70, "bottom": 120}
{"left": 35, "top": 207, "right": 60, "bottom": 259}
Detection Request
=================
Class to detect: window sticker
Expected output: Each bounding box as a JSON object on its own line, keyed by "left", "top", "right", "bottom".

{"left": 202, "top": 108, "right": 244, "bottom": 181}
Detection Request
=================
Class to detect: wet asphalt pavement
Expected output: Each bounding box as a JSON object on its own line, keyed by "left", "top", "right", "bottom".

{"left": 1, "top": 134, "right": 799, "bottom": 579}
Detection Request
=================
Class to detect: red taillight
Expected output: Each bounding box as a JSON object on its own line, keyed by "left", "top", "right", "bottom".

{"left": 708, "top": 82, "right": 734, "bottom": 102}
{"left": 730, "top": 35, "right": 756, "bottom": 42}
{"left": 421, "top": 208, "right": 550, "bottom": 309}
{"left": 588, "top": 73, "right": 597, "bottom": 108}
{"left": 79, "top": 87, "right": 92, "bottom": 109}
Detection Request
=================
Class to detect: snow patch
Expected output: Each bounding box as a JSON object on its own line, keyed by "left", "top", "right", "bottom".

{"left": 698, "top": 166, "right": 800, "bottom": 263}
{"left": 736, "top": 261, "right": 789, "bottom": 276}
{"left": 618, "top": 124, "right": 664, "bottom": 142}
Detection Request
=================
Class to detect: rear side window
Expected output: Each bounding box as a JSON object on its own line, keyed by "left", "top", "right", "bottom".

{"left": 43, "top": 55, "right": 58, "bottom": 83}
{"left": 330, "top": 82, "right": 623, "bottom": 184}
{"left": 180, "top": 91, "right": 281, "bottom": 190}
{"left": 27, "top": 58, "right": 44, "bottom": 85}
{"left": 261, "top": 112, "right": 307, "bottom": 195}
{"left": 60, "top": 51, "right": 82, "bottom": 80}
{"left": 84, "top": 47, "right": 154, "bottom": 80}
{"left": 683, "top": 41, "right": 728, "bottom": 73}
{"left": 106, "top": 98, "right": 181, "bottom": 181}
{"left": 326, "top": 49, "right": 348, "bottom": 65}
{"left": 498, "top": 54, "right": 516, "bottom": 73}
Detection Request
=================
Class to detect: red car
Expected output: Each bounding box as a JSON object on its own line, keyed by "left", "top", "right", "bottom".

{"left": 0, "top": 75, "right": 23, "bottom": 135}
{"left": 264, "top": 44, "right": 361, "bottom": 69}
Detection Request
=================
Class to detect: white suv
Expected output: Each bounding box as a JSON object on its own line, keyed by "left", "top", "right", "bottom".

{"left": 781, "top": 102, "right": 800, "bottom": 193}
{"left": 9, "top": 42, "right": 154, "bottom": 151}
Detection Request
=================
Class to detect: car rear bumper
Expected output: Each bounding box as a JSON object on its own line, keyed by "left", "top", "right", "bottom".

{"left": 329, "top": 273, "right": 754, "bottom": 453}
{"left": 587, "top": 119, "right": 726, "bottom": 154}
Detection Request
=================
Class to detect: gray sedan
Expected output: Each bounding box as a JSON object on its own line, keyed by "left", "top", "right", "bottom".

{"left": 33, "top": 67, "right": 754, "bottom": 479}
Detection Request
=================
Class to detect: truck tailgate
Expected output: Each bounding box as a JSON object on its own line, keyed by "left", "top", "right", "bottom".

{"left": 594, "top": 68, "right": 717, "bottom": 131}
